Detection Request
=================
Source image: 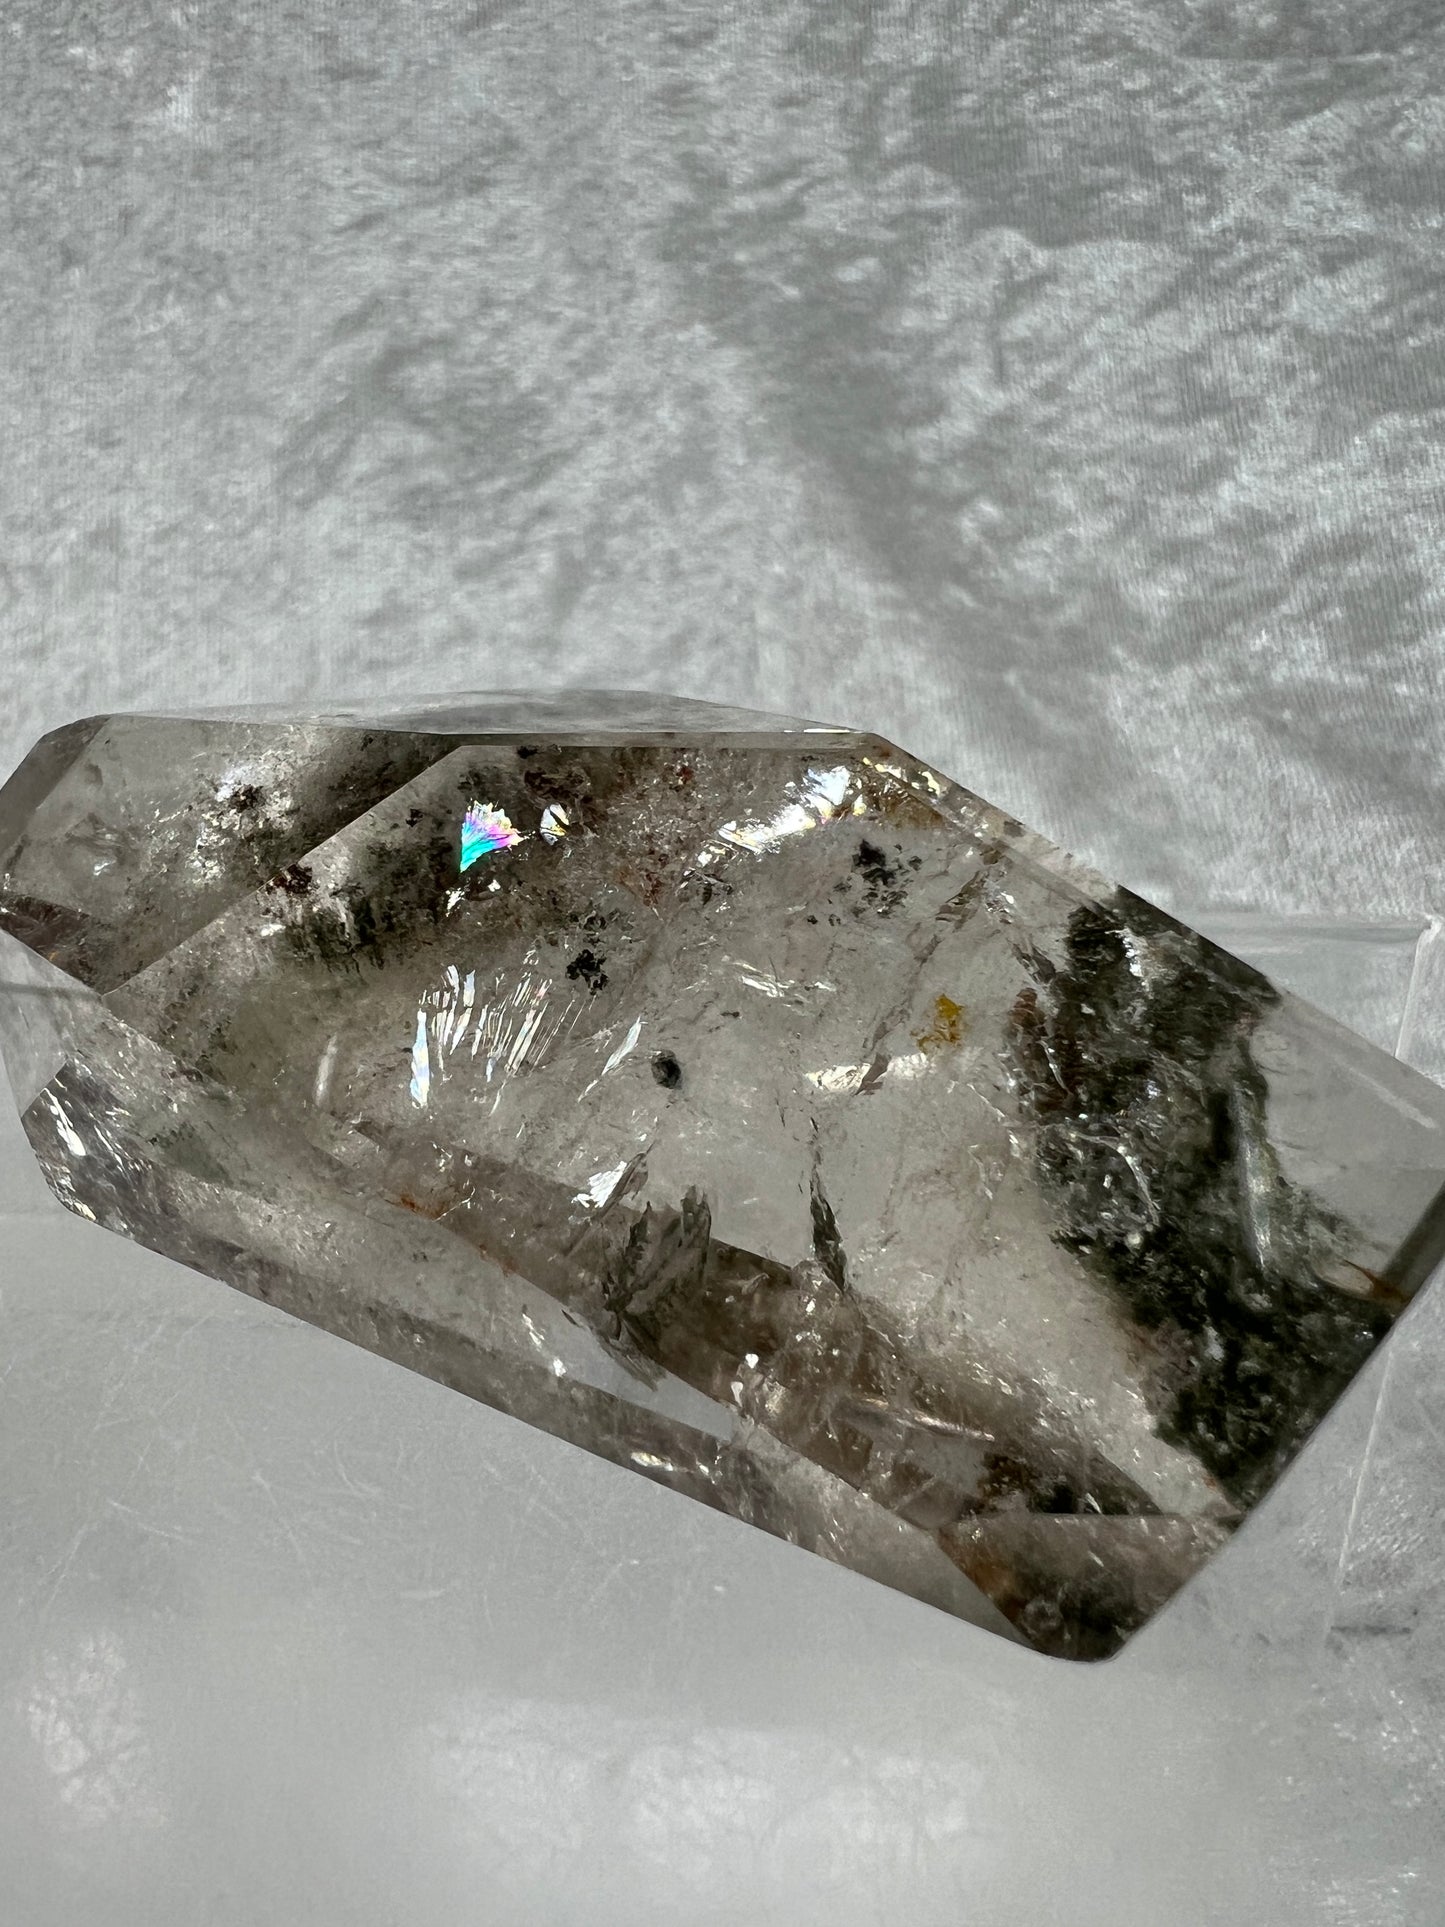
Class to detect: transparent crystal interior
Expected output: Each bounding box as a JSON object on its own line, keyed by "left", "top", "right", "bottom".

{"left": 3, "top": 695, "right": 1444, "bottom": 1660}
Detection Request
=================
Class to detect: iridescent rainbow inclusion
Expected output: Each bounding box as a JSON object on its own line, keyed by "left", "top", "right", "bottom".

{"left": 460, "top": 799, "right": 522, "bottom": 870}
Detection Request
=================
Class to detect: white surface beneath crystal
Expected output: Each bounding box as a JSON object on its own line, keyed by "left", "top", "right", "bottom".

{"left": 0, "top": 917, "right": 1442, "bottom": 1925}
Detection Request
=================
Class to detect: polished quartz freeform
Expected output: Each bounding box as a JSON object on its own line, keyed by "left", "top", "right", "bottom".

{"left": 2, "top": 695, "right": 1444, "bottom": 1659}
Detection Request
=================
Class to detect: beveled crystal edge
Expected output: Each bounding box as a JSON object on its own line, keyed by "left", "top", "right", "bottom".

{"left": 109, "top": 687, "right": 850, "bottom": 738}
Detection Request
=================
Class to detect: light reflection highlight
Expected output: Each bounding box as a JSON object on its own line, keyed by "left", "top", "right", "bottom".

{"left": 44, "top": 1092, "right": 88, "bottom": 1159}
{"left": 408, "top": 955, "right": 580, "bottom": 1108}
{"left": 25, "top": 1631, "right": 165, "bottom": 1830}
{"left": 409, "top": 1009, "right": 431, "bottom": 1108}
{"left": 574, "top": 1160, "right": 631, "bottom": 1209}
{"left": 710, "top": 765, "right": 863, "bottom": 858}
{"left": 806, "top": 1052, "right": 932, "bottom": 1095}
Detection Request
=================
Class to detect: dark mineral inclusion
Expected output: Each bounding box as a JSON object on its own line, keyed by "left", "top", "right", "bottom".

{"left": 3, "top": 692, "right": 1444, "bottom": 1660}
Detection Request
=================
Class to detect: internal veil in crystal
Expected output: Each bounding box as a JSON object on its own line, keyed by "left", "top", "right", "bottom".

{"left": 3, "top": 692, "right": 1443, "bottom": 1659}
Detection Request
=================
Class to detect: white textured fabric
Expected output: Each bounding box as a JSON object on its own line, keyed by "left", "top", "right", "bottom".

{"left": 3, "top": 6, "right": 1445, "bottom": 1922}
{"left": 5, "top": 4, "right": 1445, "bottom": 921}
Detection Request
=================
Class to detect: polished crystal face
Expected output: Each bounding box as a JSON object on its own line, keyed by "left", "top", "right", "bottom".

{"left": 2, "top": 693, "right": 1443, "bottom": 1660}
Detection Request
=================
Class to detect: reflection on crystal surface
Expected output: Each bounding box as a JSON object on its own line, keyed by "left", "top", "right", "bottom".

{"left": 24, "top": 1630, "right": 166, "bottom": 1832}
{"left": 2, "top": 691, "right": 1443, "bottom": 1659}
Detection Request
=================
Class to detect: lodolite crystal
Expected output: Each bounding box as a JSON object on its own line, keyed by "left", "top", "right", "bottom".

{"left": 2, "top": 691, "right": 1443, "bottom": 1659}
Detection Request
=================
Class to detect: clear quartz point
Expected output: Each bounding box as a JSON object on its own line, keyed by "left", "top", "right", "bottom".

{"left": 3, "top": 691, "right": 1443, "bottom": 1659}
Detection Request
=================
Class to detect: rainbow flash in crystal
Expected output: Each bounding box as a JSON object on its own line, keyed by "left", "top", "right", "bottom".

{"left": 460, "top": 800, "right": 522, "bottom": 871}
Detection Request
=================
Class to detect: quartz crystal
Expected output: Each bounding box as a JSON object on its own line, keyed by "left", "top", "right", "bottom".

{"left": 3, "top": 692, "right": 1444, "bottom": 1660}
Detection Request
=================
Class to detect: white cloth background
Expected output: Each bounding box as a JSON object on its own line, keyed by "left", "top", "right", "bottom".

{"left": 2, "top": 5, "right": 1444, "bottom": 1923}
{"left": 5, "top": 3, "right": 1445, "bottom": 919}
